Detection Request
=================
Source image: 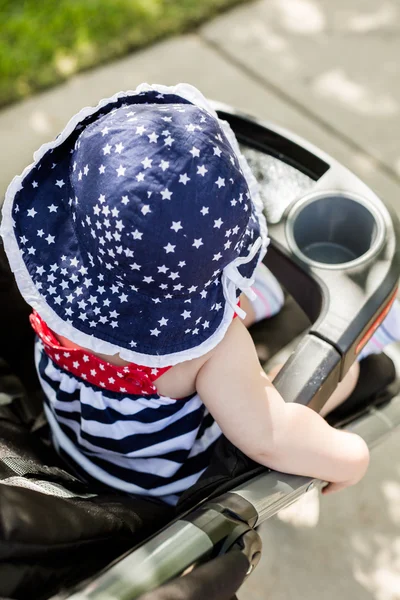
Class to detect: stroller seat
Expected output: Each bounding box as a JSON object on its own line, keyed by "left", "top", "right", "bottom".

{"left": 1, "top": 103, "right": 400, "bottom": 600}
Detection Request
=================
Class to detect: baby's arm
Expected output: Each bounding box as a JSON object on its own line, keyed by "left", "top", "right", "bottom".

{"left": 196, "top": 319, "right": 369, "bottom": 494}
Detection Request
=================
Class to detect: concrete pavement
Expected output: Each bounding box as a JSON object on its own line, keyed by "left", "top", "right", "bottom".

{"left": 1, "top": 1, "right": 400, "bottom": 598}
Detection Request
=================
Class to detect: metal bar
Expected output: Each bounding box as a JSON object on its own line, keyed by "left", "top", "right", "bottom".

{"left": 231, "top": 390, "right": 400, "bottom": 526}
{"left": 62, "top": 520, "right": 214, "bottom": 600}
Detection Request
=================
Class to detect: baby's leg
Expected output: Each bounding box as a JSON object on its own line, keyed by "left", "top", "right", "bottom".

{"left": 270, "top": 299, "right": 400, "bottom": 417}
{"left": 268, "top": 361, "right": 360, "bottom": 418}
{"left": 318, "top": 362, "right": 360, "bottom": 418}
{"left": 241, "top": 262, "right": 285, "bottom": 328}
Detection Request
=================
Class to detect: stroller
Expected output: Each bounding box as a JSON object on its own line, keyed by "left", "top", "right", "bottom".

{"left": 0, "top": 103, "right": 399, "bottom": 600}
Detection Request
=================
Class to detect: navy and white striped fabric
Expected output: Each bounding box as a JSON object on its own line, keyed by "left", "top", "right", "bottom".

{"left": 35, "top": 339, "right": 222, "bottom": 503}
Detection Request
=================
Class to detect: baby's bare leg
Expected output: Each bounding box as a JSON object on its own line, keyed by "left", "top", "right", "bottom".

{"left": 240, "top": 294, "right": 256, "bottom": 328}
{"left": 268, "top": 361, "right": 360, "bottom": 417}
{"left": 319, "top": 362, "right": 360, "bottom": 417}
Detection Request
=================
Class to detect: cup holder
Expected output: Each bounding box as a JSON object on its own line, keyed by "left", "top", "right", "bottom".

{"left": 286, "top": 191, "right": 385, "bottom": 269}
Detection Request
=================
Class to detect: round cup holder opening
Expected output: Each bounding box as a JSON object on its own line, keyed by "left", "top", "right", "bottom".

{"left": 287, "top": 193, "right": 384, "bottom": 268}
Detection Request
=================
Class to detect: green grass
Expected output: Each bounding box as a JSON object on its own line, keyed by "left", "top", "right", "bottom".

{"left": 0, "top": 0, "right": 248, "bottom": 108}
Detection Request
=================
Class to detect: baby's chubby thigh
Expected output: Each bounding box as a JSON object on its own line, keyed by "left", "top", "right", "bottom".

{"left": 241, "top": 263, "right": 285, "bottom": 328}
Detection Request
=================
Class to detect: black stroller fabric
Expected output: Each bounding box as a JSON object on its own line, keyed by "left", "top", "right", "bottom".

{"left": 0, "top": 400, "right": 173, "bottom": 599}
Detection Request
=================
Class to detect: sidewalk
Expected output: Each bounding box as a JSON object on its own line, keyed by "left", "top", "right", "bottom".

{"left": 1, "top": 2, "right": 400, "bottom": 599}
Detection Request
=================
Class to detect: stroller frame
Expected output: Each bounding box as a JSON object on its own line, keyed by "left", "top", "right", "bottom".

{"left": 27, "top": 103, "right": 400, "bottom": 599}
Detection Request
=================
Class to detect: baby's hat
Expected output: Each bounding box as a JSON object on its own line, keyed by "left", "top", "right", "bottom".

{"left": 1, "top": 83, "right": 269, "bottom": 367}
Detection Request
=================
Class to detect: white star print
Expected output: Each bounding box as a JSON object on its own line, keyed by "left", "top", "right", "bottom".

{"left": 189, "top": 146, "right": 200, "bottom": 158}
{"left": 160, "top": 160, "right": 169, "bottom": 171}
{"left": 150, "top": 328, "right": 161, "bottom": 337}
{"left": 32, "top": 181, "right": 38, "bottom": 188}
{"left": 136, "top": 125, "right": 146, "bottom": 135}
{"left": 158, "top": 317, "right": 168, "bottom": 326}
{"left": 197, "top": 165, "right": 208, "bottom": 176}
{"left": 27, "top": 208, "right": 37, "bottom": 218}
{"left": 141, "top": 205, "right": 151, "bottom": 215}
{"left": 115, "top": 142, "right": 124, "bottom": 154}
{"left": 116, "top": 165, "right": 126, "bottom": 177}
{"left": 164, "top": 136, "right": 174, "bottom": 146}
{"left": 179, "top": 173, "right": 190, "bottom": 185}
{"left": 121, "top": 195, "right": 129, "bottom": 205}
{"left": 103, "top": 144, "right": 112, "bottom": 155}
{"left": 171, "top": 221, "right": 182, "bottom": 232}
{"left": 101, "top": 127, "right": 109, "bottom": 136}
{"left": 136, "top": 172, "right": 145, "bottom": 182}
{"left": 214, "top": 218, "right": 223, "bottom": 229}
{"left": 193, "top": 238, "right": 203, "bottom": 249}
{"left": 142, "top": 157, "right": 152, "bottom": 169}
{"left": 160, "top": 189, "right": 172, "bottom": 200}
{"left": 158, "top": 265, "right": 168, "bottom": 273}
{"left": 45, "top": 234, "right": 55, "bottom": 244}
{"left": 55, "top": 180, "right": 65, "bottom": 188}
{"left": 132, "top": 229, "right": 143, "bottom": 240}
{"left": 200, "top": 206, "right": 209, "bottom": 215}
{"left": 164, "top": 243, "right": 175, "bottom": 253}
{"left": 213, "top": 146, "right": 222, "bottom": 157}
{"left": 148, "top": 132, "right": 159, "bottom": 143}
{"left": 213, "top": 253, "right": 222, "bottom": 261}
{"left": 181, "top": 310, "right": 191, "bottom": 320}
{"left": 143, "top": 276, "right": 154, "bottom": 284}
{"left": 215, "top": 177, "right": 225, "bottom": 188}
{"left": 48, "top": 204, "right": 57, "bottom": 213}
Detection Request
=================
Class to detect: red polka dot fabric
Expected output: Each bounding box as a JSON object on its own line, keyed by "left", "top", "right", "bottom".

{"left": 30, "top": 311, "right": 171, "bottom": 395}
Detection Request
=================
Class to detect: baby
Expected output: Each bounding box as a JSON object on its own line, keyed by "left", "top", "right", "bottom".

{"left": 3, "top": 83, "right": 396, "bottom": 504}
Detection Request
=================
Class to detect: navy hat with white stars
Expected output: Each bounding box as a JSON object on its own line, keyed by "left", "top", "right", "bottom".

{"left": 1, "top": 84, "right": 268, "bottom": 367}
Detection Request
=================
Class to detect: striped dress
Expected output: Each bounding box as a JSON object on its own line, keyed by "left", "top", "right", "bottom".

{"left": 32, "top": 313, "right": 222, "bottom": 504}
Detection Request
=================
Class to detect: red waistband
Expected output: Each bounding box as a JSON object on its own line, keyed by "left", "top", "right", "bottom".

{"left": 30, "top": 312, "right": 172, "bottom": 395}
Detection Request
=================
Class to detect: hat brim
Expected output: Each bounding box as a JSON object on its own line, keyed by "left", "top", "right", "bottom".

{"left": 1, "top": 84, "right": 268, "bottom": 367}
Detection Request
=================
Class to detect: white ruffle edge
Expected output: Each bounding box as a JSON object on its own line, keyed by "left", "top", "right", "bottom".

{"left": 1, "top": 83, "right": 269, "bottom": 368}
